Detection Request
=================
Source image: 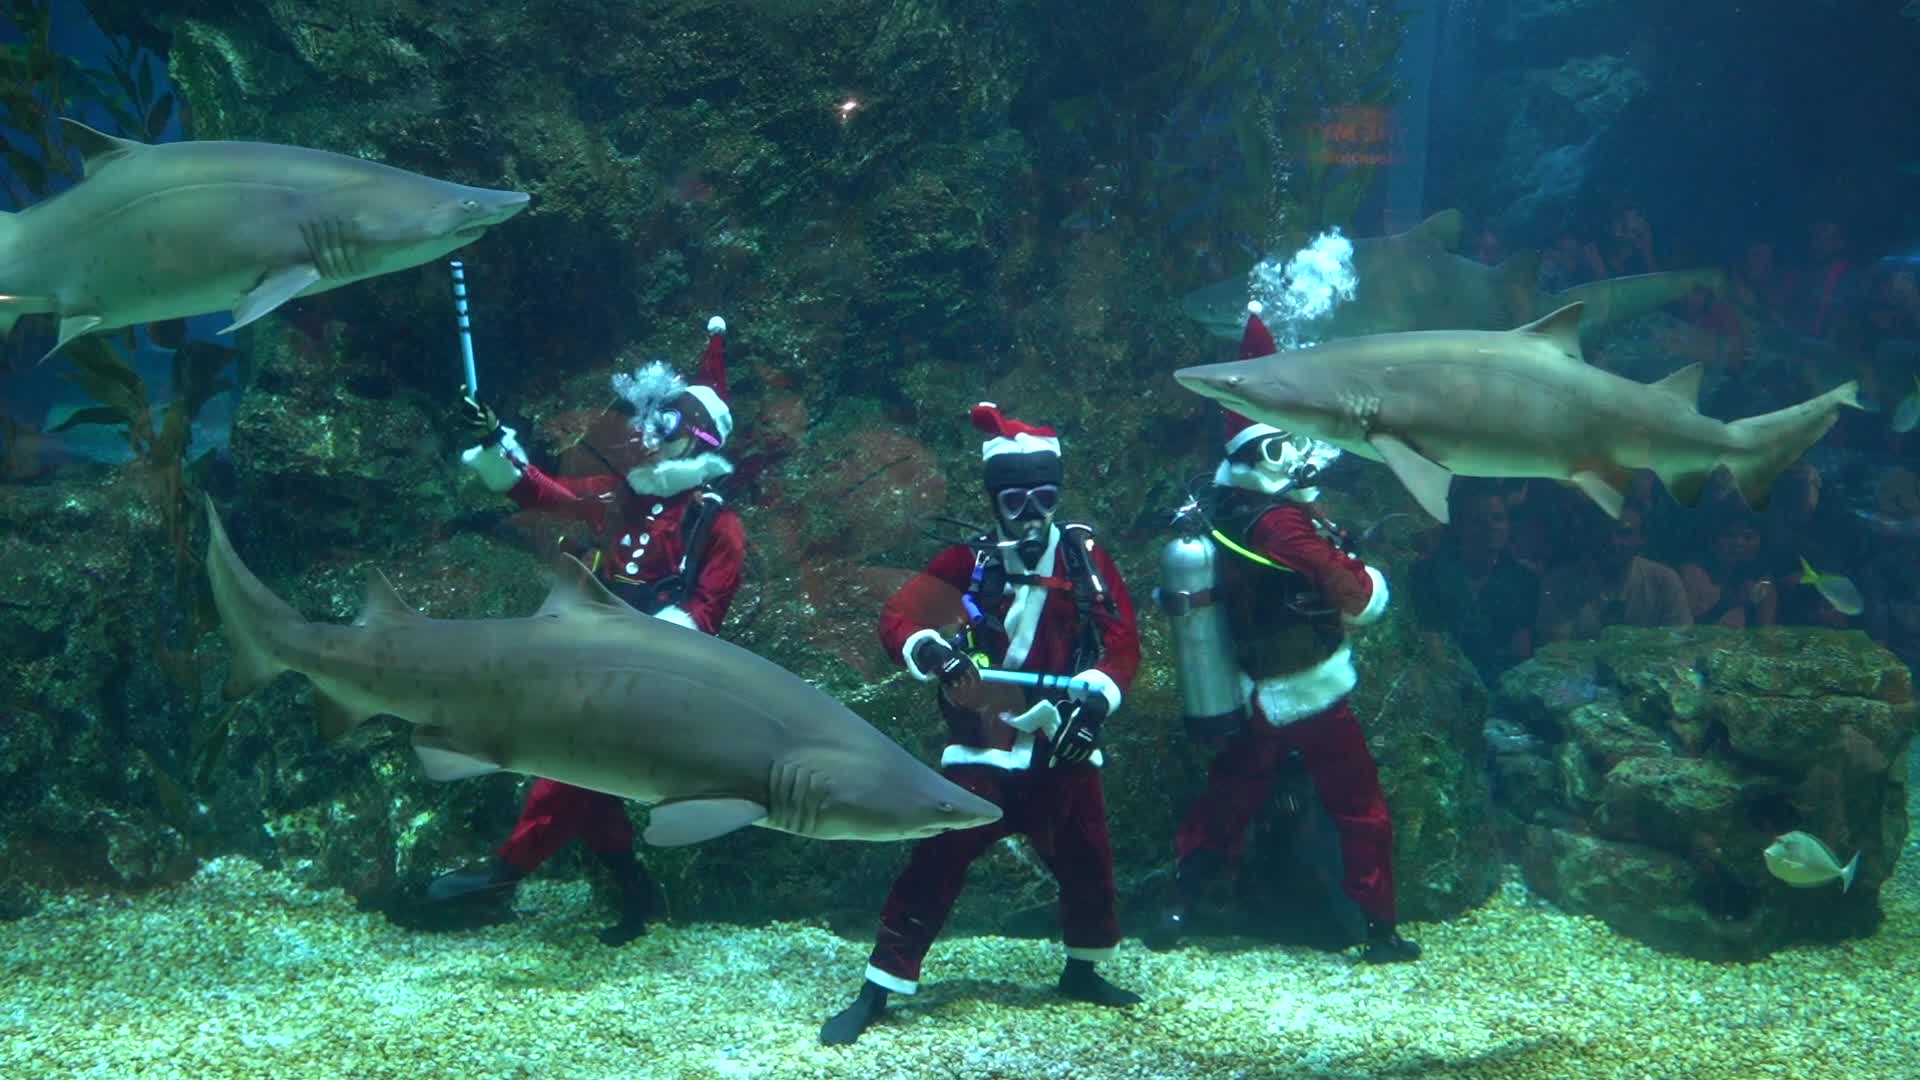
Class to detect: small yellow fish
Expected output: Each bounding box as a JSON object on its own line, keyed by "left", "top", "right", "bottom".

{"left": 1763, "top": 831, "right": 1859, "bottom": 892}
{"left": 1799, "top": 556, "right": 1864, "bottom": 616}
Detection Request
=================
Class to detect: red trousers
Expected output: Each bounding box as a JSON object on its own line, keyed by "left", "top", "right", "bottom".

{"left": 1173, "top": 699, "right": 1397, "bottom": 922}
{"left": 866, "top": 762, "right": 1119, "bottom": 991}
{"left": 496, "top": 779, "right": 634, "bottom": 873}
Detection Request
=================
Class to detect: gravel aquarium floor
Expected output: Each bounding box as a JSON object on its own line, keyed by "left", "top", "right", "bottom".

{"left": 2, "top": 853, "right": 1916, "bottom": 1080}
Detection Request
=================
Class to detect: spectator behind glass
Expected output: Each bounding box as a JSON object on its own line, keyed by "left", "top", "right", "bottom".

{"left": 1408, "top": 484, "right": 1541, "bottom": 686}
{"left": 1537, "top": 502, "right": 1693, "bottom": 643}
{"left": 1793, "top": 218, "right": 1865, "bottom": 344}
{"left": 1600, "top": 204, "right": 1659, "bottom": 276}
{"left": 1762, "top": 461, "right": 1866, "bottom": 628}
{"left": 1678, "top": 510, "right": 1777, "bottom": 628}
{"left": 1733, "top": 239, "right": 1790, "bottom": 324}
{"left": 1536, "top": 229, "right": 1592, "bottom": 294}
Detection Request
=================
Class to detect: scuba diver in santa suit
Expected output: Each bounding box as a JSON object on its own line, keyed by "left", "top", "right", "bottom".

{"left": 422, "top": 317, "right": 747, "bottom": 946}
{"left": 1146, "top": 306, "right": 1420, "bottom": 964}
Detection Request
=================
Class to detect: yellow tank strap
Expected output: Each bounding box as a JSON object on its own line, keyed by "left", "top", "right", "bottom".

{"left": 1209, "top": 528, "right": 1295, "bottom": 573}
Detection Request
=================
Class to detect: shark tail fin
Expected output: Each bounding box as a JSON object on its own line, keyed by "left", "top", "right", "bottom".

{"left": 1720, "top": 381, "right": 1861, "bottom": 509}
{"left": 203, "top": 495, "right": 302, "bottom": 700}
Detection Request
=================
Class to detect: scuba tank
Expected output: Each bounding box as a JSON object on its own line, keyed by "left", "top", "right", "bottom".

{"left": 1154, "top": 496, "right": 1247, "bottom": 738}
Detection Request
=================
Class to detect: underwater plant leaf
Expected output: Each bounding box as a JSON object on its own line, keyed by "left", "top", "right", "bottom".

{"left": 145, "top": 92, "right": 172, "bottom": 140}
{"left": 60, "top": 336, "right": 151, "bottom": 450}
{"left": 173, "top": 341, "right": 236, "bottom": 419}
{"left": 150, "top": 401, "right": 190, "bottom": 465}
{"left": 46, "top": 405, "right": 127, "bottom": 432}
{"left": 135, "top": 746, "right": 194, "bottom": 836}
{"left": 136, "top": 51, "right": 155, "bottom": 111}
{"left": 2, "top": 146, "right": 47, "bottom": 194}
{"left": 190, "top": 701, "right": 241, "bottom": 790}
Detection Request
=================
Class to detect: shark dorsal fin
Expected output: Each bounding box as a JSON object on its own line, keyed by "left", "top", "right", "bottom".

{"left": 356, "top": 570, "right": 424, "bottom": 626}
{"left": 1651, "top": 362, "right": 1705, "bottom": 408}
{"left": 1515, "top": 301, "right": 1586, "bottom": 362}
{"left": 59, "top": 118, "right": 147, "bottom": 177}
{"left": 1404, "top": 209, "right": 1464, "bottom": 251}
{"left": 538, "top": 553, "right": 645, "bottom": 618}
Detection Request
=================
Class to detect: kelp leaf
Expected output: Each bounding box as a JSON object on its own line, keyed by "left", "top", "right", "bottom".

{"left": 173, "top": 342, "right": 236, "bottom": 419}
{"left": 47, "top": 404, "right": 127, "bottom": 432}
{"left": 145, "top": 92, "right": 172, "bottom": 140}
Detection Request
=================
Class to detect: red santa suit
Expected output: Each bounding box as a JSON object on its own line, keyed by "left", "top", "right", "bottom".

{"left": 858, "top": 407, "right": 1141, "bottom": 995}
{"left": 459, "top": 318, "right": 744, "bottom": 873}
{"left": 1169, "top": 311, "right": 1398, "bottom": 924}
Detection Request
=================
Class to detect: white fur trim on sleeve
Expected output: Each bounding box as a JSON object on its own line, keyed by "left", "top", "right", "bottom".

{"left": 1066, "top": 945, "right": 1118, "bottom": 962}
{"left": 1072, "top": 668, "right": 1123, "bottom": 714}
{"left": 901, "top": 628, "right": 946, "bottom": 681}
{"left": 460, "top": 426, "right": 526, "bottom": 493}
{"left": 654, "top": 605, "right": 698, "bottom": 630}
{"left": 1345, "top": 565, "right": 1390, "bottom": 627}
{"left": 863, "top": 964, "right": 917, "bottom": 995}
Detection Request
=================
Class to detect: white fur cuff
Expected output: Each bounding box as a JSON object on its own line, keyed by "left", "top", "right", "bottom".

{"left": 1071, "top": 668, "right": 1123, "bottom": 714}
{"left": 1344, "top": 565, "right": 1390, "bottom": 627}
{"left": 901, "top": 628, "right": 946, "bottom": 681}
{"left": 654, "top": 605, "right": 698, "bottom": 630}
{"left": 864, "top": 964, "right": 917, "bottom": 995}
{"left": 460, "top": 426, "right": 526, "bottom": 493}
{"left": 1247, "top": 645, "right": 1358, "bottom": 726}
{"left": 1066, "top": 945, "right": 1117, "bottom": 962}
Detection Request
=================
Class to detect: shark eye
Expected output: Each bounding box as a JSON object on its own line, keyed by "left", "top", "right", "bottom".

{"left": 461, "top": 198, "right": 481, "bottom": 211}
{"left": 937, "top": 801, "right": 956, "bottom": 813}
{"left": 1228, "top": 375, "right": 1244, "bottom": 387}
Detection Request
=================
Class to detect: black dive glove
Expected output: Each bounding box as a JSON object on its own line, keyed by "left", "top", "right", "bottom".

{"left": 913, "top": 636, "right": 979, "bottom": 688}
{"left": 1051, "top": 694, "right": 1108, "bottom": 766}
{"left": 456, "top": 388, "right": 504, "bottom": 446}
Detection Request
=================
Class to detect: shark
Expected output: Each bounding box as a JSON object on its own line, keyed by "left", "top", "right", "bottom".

{"left": 203, "top": 498, "right": 1003, "bottom": 846}
{"left": 1173, "top": 302, "right": 1861, "bottom": 524}
{"left": 1181, "top": 209, "right": 1725, "bottom": 343}
{"left": 0, "top": 119, "right": 530, "bottom": 363}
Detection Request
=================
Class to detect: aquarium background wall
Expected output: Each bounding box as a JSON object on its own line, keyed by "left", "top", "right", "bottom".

{"left": 4, "top": 1, "right": 1920, "bottom": 1074}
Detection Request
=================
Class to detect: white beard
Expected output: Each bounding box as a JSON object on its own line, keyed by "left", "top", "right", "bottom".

{"left": 626, "top": 452, "right": 733, "bottom": 496}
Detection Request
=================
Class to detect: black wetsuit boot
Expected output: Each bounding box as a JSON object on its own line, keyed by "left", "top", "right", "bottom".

{"left": 1058, "top": 958, "right": 1142, "bottom": 1006}
{"left": 1143, "top": 851, "right": 1218, "bottom": 952}
{"left": 820, "top": 979, "right": 889, "bottom": 1045}
{"left": 425, "top": 856, "right": 524, "bottom": 903}
{"left": 1363, "top": 919, "right": 1421, "bottom": 964}
{"left": 596, "top": 849, "right": 658, "bottom": 946}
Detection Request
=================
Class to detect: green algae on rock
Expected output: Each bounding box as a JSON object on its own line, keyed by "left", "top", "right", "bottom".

{"left": 1493, "top": 626, "right": 1917, "bottom": 960}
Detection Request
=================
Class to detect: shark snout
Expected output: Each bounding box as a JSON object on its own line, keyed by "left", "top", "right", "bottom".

{"left": 1173, "top": 361, "right": 1247, "bottom": 404}
{"left": 458, "top": 188, "right": 532, "bottom": 232}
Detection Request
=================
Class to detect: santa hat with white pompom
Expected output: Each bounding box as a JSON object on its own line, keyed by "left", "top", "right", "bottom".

{"left": 1219, "top": 301, "right": 1284, "bottom": 455}
{"left": 972, "top": 402, "right": 1062, "bottom": 491}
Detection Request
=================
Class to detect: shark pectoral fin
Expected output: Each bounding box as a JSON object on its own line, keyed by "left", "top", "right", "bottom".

{"left": 41, "top": 314, "right": 106, "bottom": 362}
{"left": 58, "top": 118, "right": 148, "bottom": 176}
{"left": 1366, "top": 432, "right": 1454, "bottom": 523}
{"left": 1651, "top": 363, "right": 1705, "bottom": 408}
{"left": 410, "top": 728, "right": 504, "bottom": 781}
{"left": 222, "top": 264, "right": 322, "bottom": 334}
{"left": 643, "top": 798, "right": 768, "bottom": 846}
{"left": 1569, "top": 469, "right": 1628, "bottom": 518}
